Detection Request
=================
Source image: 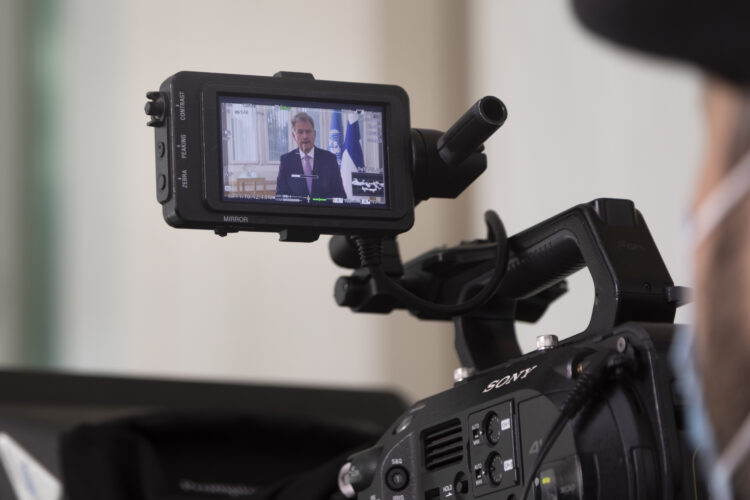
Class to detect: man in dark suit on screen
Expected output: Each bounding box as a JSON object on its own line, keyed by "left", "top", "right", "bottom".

{"left": 275, "top": 112, "right": 347, "bottom": 200}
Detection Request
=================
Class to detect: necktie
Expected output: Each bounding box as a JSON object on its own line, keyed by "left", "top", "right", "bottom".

{"left": 303, "top": 155, "right": 313, "bottom": 194}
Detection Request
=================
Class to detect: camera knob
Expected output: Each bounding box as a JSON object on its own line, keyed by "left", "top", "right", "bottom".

{"left": 144, "top": 100, "right": 164, "bottom": 117}
{"left": 145, "top": 91, "right": 166, "bottom": 127}
{"left": 335, "top": 276, "right": 365, "bottom": 307}
{"left": 454, "top": 366, "right": 476, "bottom": 383}
{"left": 536, "top": 335, "right": 559, "bottom": 351}
{"left": 338, "top": 462, "right": 357, "bottom": 498}
{"left": 338, "top": 446, "right": 382, "bottom": 498}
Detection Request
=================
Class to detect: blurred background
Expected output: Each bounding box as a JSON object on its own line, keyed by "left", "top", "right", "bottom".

{"left": 0, "top": 0, "right": 701, "bottom": 402}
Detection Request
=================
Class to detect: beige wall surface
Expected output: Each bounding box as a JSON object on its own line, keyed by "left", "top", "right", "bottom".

{"left": 53, "top": 0, "right": 470, "bottom": 402}
{"left": 0, "top": 1, "right": 702, "bottom": 403}
{"left": 464, "top": 1, "right": 700, "bottom": 350}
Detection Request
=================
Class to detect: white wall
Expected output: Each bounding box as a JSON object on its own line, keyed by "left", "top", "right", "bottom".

{"left": 465, "top": 1, "right": 701, "bottom": 351}
{"left": 4, "top": 1, "right": 703, "bottom": 403}
{"left": 53, "top": 0, "right": 470, "bottom": 402}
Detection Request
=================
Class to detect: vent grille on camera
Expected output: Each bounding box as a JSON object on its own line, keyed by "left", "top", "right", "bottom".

{"left": 423, "top": 419, "right": 463, "bottom": 470}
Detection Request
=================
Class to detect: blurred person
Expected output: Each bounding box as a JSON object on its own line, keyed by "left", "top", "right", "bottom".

{"left": 572, "top": 2, "right": 750, "bottom": 498}
{"left": 276, "top": 112, "right": 347, "bottom": 200}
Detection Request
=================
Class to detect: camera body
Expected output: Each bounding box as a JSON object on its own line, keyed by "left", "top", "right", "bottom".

{"left": 147, "top": 71, "right": 414, "bottom": 241}
{"left": 332, "top": 198, "right": 699, "bottom": 499}
{"left": 340, "top": 323, "right": 694, "bottom": 500}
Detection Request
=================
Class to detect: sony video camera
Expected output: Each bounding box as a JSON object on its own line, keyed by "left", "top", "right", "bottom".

{"left": 146, "top": 71, "right": 699, "bottom": 499}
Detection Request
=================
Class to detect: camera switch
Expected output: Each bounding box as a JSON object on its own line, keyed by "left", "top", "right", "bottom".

{"left": 474, "top": 465, "right": 483, "bottom": 480}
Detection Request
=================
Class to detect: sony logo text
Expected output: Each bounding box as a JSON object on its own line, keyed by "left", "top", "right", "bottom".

{"left": 482, "top": 365, "right": 537, "bottom": 393}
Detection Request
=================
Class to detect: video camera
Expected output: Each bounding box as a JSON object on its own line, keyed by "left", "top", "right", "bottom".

{"left": 146, "top": 72, "right": 699, "bottom": 499}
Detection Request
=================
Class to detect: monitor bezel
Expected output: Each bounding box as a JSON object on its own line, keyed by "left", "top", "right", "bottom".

{"left": 200, "top": 76, "right": 412, "bottom": 226}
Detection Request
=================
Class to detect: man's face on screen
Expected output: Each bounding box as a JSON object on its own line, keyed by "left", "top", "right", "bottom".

{"left": 293, "top": 120, "right": 316, "bottom": 154}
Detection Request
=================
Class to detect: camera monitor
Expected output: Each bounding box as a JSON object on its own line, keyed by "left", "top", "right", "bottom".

{"left": 219, "top": 96, "right": 387, "bottom": 208}
{"left": 146, "top": 72, "right": 413, "bottom": 241}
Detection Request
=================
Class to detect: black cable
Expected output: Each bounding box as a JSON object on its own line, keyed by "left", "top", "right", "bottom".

{"left": 354, "top": 210, "right": 508, "bottom": 317}
{"left": 520, "top": 413, "right": 569, "bottom": 500}
{"left": 520, "top": 350, "right": 632, "bottom": 500}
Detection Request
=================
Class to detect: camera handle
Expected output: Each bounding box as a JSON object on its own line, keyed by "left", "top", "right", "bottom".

{"left": 334, "top": 198, "right": 683, "bottom": 371}
{"left": 455, "top": 198, "right": 681, "bottom": 369}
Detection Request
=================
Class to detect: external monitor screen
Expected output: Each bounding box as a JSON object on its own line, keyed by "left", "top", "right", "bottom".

{"left": 219, "top": 96, "right": 387, "bottom": 208}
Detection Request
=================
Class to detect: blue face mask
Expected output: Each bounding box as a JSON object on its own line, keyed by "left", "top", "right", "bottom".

{"left": 671, "top": 150, "right": 750, "bottom": 500}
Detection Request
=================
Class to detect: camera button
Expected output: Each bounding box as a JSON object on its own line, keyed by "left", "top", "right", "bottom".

{"left": 385, "top": 466, "right": 409, "bottom": 491}
{"left": 158, "top": 174, "right": 167, "bottom": 191}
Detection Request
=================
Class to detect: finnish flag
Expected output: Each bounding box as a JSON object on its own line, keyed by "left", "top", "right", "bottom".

{"left": 341, "top": 113, "right": 365, "bottom": 199}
